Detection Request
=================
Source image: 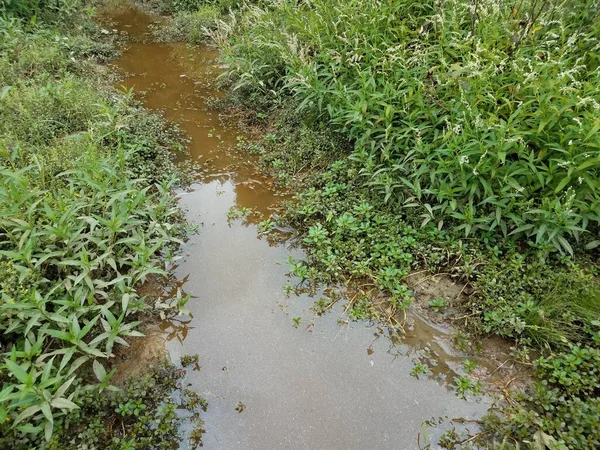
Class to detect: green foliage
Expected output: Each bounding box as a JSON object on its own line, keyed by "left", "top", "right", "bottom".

{"left": 1, "top": 76, "right": 101, "bottom": 146}
{"left": 280, "top": 158, "right": 469, "bottom": 317}
{"left": 171, "top": 0, "right": 205, "bottom": 11}
{"left": 453, "top": 375, "right": 482, "bottom": 399}
{"left": 44, "top": 365, "right": 207, "bottom": 450}
{"left": 181, "top": 388, "right": 208, "bottom": 412}
{"left": 0, "top": 0, "right": 84, "bottom": 20}
{"left": 214, "top": 1, "right": 600, "bottom": 446}
{"left": 410, "top": 361, "right": 429, "bottom": 379}
{"left": 0, "top": 124, "right": 186, "bottom": 447}
{"left": 257, "top": 217, "right": 275, "bottom": 233}
{"left": 462, "top": 359, "right": 478, "bottom": 374}
{"left": 484, "top": 327, "right": 600, "bottom": 449}
{"left": 0, "top": 5, "right": 191, "bottom": 446}
{"left": 154, "top": 5, "right": 221, "bottom": 44}
{"left": 180, "top": 354, "right": 200, "bottom": 368}
{"left": 226, "top": 205, "right": 253, "bottom": 223}
{"left": 428, "top": 297, "right": 447, "bottom": 313}
{"left": 238, "top": 109, "right": 350, "bottom": 187}
{"left": 137, "top": 0, "right": 244, "bottom": 15}
{"left": 218, "top": 0, "right": 600, "bottom": 254}
{"left": 473, "top": 254, "right": 600, "bottom": 350}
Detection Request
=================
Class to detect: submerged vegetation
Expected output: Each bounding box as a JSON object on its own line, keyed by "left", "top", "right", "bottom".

{"left": 0, "top": 1, "right": 203, "bottom": 447}
{"left": 144, "top": 0, "right": 600, "bottom": 447}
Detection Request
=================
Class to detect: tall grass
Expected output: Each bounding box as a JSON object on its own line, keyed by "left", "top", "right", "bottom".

{"left": 216, "top": 0, "right": 600, "bottom": 254}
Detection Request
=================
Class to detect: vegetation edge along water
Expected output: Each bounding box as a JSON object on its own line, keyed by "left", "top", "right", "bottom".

{"left": 0, "top": 1, "right": 208, "bottom": 448}
{"left": 141, "top": 0, "right": 600, "bottom": 448}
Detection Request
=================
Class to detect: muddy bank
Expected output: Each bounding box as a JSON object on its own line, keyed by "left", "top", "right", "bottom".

{"left": 101, "top": 5, "right": 494, "bottom": 448}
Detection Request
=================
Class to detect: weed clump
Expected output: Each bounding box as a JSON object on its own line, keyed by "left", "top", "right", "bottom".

{"left": 216, "top": 0, "right": 600, "bottom": 255}
{"left": 472, "top": 255, "right": 600, "bottom": 350}
{"left": 483, "top": 329, "right": 600, "bottom": 449}
{"left": 41, "top": 365, "right": 207, "bottom": 450}
{"left": 154, "top": 5, "right": 222, "bottom": 44}
{"left": 0, "top": 2, "right": 194, "bottom": 447}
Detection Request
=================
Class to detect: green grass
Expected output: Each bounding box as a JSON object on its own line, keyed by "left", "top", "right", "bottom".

{"left": 217, "top": 0, "right": 600, "bottom": 255}
{"left": 154, "top": 5, "right": 222, "bottom": 44}
{"left": 136, "top": 0, "right": 245, "bottom": 15}
{"left": 0, "top": 2, "right": 199, "bottom": 447}
{"left": 473, "top": 254, "right": 600, "bottom": 350}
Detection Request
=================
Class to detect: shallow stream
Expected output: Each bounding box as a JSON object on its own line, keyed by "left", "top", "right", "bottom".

{"left": 102, "top": 6, "right": 490, "bottom": 449}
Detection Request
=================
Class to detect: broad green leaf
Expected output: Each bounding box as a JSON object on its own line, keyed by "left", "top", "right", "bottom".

{"left": 16, "top": 423, "right": 42, "bottom": 435}
{"left": 0, "top": 85, "right": 12, "bottom": 99}
{"left": 41, "top": 402, "right": 53, "bottom": 423}
{"left": 122, "top": 293, "right": 130, "bottom": 313}
{"left": 585, "top": 240, "right": 600, "bottom": 250}
{"left": 93, "top": 360, "right": 107, "bottom": 382}
{"left": 44, "top": 420, "right": 53, "bottom": 442}
{"left": 14, "top": 405, "right": 41, "bottom": 426}
{"left": 5, "top": 359, "right": 29, "bottom": 384}
{"left": 50, "top": 397, "right": 79, "bottom": 411}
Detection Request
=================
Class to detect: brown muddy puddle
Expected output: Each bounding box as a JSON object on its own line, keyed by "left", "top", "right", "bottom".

{"left": 101, "top": 5, "right": 496, "bottom": 449}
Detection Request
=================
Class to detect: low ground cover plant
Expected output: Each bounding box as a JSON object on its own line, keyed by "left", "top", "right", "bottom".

{"left": 153, "top": 4, "right": 222, "bottom": 43}
{"left": 0, "top": 1, "right": 197, "bottom": 447}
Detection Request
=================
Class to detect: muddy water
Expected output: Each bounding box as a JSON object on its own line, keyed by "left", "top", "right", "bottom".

{"left": 103, "top": 5, "right": 490, "bottom": 449}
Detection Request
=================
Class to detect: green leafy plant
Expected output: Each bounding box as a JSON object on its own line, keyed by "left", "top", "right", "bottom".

{"left": 472, "top": 254, "right": 600, "bottom": 350}
{"left": 453, "top": 375, "right": 482, "bottom": 399}
{"left": 0, "top": 4, "right": 191, "bottom": 446}
{"left": 462, "top": 359, "right": 478, "bottom": 375}
{"left": 483, "top": 328, "right": 600, "bottom": 449}
{"left": 182, "top": 388, "right": 208, "bottom": 412}
{"left": 153, "top": 5, "right": 222, "bottom": 44}
{"left": 181, "top": 354, "right": 200, "bottom": 368}
{"left": 226, "top": 205, "right": 253, "bottom": 224}
{"left": 410, "top": 361, "right": 429, "bottom": 379}
{"left": 428, "top": 298, "right": 447, "bottom": 313}
{"left": 169, "top": 0, "right": 600, "bottom": 447}
{"left": 216, "top": 0, "right": 600, "bottom": 255}
{"left": 257, "top": 217, "right": 275, "bottom": 233}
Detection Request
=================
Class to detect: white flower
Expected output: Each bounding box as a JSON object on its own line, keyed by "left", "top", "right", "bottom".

{"left": 569, "top": 140, "right": 573, "bottom": 145}
{"left": 459, "top": 156, "right": 469, "bottom": 165}
{"left": 474, "top": 115, "right": 484, "bottom": 129}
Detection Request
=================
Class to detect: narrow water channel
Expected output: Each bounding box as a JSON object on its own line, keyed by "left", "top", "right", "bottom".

{"left": 102, "top": 5, "right": 490, "bottom": 449}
